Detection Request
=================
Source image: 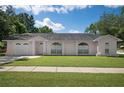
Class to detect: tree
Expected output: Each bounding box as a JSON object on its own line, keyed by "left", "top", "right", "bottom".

{"left": 33, "top": 27, "right": 39, "bottom": 33}
{"left": 121, "top": 6, "right": 124, "bottom": 15}
{"left": 17, "top": 13, "right": 35, "bottom": 33}
{"left": 0, "top": 5, "right": 53, "bottom": 37}
{"left": 5, "top": 5, "right": 15, "bottom": 16}
{"left": 37, "top": 26, "right": 53, "bottom": 33}
{"left": 14, "top": 21, "right": 27, "bottom": 34}
{"left": 0, "top": 10, "right": 16, "bottom": 41}
{"left": 29, "top": 15, "right": 35, "bottom": 32}
{"left": 85, "top": 7, "right": 124, "bottom": 48}
{"left": 116, "top": 9, "right": 124, "bottom": 40}
{"left": 85, "top": 9, "right": 124, "bottom": 41}
{"left": 85, "top": 23, "right": 98, "bottom": 35}
{"left": 96, "top": 13, "right": 119, "bottom": 36}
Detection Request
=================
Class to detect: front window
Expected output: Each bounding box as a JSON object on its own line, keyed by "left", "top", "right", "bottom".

{"left": 16, "top": 43, "right": 21, "bottom": 45}
{"left": 23, "top": 43, "right": 28, "bottom": 45}
{"left": 105, "top": 49, "right": 109, "bottom": 54}
{"left": 51, "top": 42, "right": 62, "bottom": 55}
{"left": 105, "top": 42, "right": 109, "bottom": 55}
{"left": 78, "top": 43, "right": 89, "bottom": 55}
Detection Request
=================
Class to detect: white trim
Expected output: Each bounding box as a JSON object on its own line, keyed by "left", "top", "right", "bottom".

{"left": 32, "top": 40, "right": 36, "bottom": 55}
{"left": 43, "top": 41, "right": 46, "bottom": 55}
{"left": 62, "top": 42, "right": 64, "bottom": 55}
{"left": 75, "top": 41, "right": 78, "bottom": 56}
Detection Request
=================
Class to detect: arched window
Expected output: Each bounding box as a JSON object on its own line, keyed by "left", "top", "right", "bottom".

{"left": 16, "top": 43, "right": 21, "bottom": 45}
{"left": 78, "top": 42, "right": 89, "bottom": 55}
{"left": 23, "top": 43, "right": 28, "bottom": 45}
{"left": 51, "top": 42, "right": 62, "bottom": 55}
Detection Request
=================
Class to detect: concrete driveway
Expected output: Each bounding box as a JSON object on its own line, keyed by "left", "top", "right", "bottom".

{"left": 0, "top": 56, "right": 19, "bottom": 65}
{"left": 0, "top": 56, "right": 41, "bottom": 65}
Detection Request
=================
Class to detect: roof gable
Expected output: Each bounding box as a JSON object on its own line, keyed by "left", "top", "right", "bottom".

{"left": 93, "top": 35, "right": 122, "bottom": 42}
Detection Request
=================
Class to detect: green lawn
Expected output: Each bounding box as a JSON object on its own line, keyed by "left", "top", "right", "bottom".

{"left": 4, "top": 56, "right": 124, "bottom": 67}
{"left": 0, "top": 72, "right": 124, "bottom": 87}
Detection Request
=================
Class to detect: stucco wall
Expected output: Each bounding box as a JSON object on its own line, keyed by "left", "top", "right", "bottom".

{"left": 6, "top": 41, "right": 14, "bottom": 56}
{"left": 96, "top": 36, "right": 117, "bottom": 56}
{"left": 46, "top": 40, "right": 97, "bottom": 55}
{"left": 63, "top": 41, "right": 77, "bottom": 55}
{"left": 5, "top": 35, "right": 119, "bottom": 56}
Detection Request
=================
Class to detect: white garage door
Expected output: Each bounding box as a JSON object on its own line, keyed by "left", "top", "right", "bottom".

{"left": 15, "top": 43, "right": 30, "bottom": 55}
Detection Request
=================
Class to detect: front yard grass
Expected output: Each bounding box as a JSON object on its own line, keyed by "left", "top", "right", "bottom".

{"left": 0, "top": 72, "right": 124, "bottom": 87}
{"left": 4, "top": 56, "right": 124, "bottom": 67}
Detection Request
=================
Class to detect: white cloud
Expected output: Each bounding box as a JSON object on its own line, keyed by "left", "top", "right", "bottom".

{"left": 13, "top": 5, "right": 31, "bottom": 11}
{"left": 1, "top": 5, "right": 122, "bottom": 15}
{"left": 0, "top": 5, "right": 31, "bottom": 12}
{"left": 0, "top": 5, "right": 7, "bottom": 11}
{"left": 35, "top": 18, "right": 65, "bottom": 31}
{"left": 68, "top": 29, "right": 81, "bottom": 33}
{"left": 13, "top": 5, "right": 91, "bottom": 15}
{"left": 31, "top": 5, "right": 56, "bottom": 15}
{"left": 63, "top": 5, "right": 91, "bottom": 11}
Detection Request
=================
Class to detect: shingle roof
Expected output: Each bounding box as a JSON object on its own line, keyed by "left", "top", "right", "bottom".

{"left": 4, "top": 33, "right": 100, "bottom": 40}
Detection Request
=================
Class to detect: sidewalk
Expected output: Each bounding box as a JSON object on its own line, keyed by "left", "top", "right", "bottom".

{"left": 0, "top": 66, "right": 124, "bottom": 73}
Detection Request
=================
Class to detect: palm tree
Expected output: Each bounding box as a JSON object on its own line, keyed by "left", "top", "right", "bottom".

{"left": 85, "top": 23, "right": 98, "bottom": 35}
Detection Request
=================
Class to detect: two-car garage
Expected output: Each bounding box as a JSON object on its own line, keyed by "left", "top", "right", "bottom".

{"left": 6, "top": 40, "right": 43, "bottom": 56}
{"left": 14, "top": 42, "right": 30, "bottom": 56}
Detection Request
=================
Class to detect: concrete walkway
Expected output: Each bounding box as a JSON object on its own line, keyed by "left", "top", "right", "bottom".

{"left": 117, "top": 50, "right": 124, "bottom": 54}
{"left": 0, "top": 56, "right": 19, "bottom": 64}
{"left": 0, "top": 56, "right": 41, "bottom": 65}
{"left": 0, "top": 66, "right": 124, "bottom": 73}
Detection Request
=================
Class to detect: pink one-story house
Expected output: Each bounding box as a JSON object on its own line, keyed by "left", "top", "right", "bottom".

{"left": 3, "top": 33, "right": 122, "bottom": 56}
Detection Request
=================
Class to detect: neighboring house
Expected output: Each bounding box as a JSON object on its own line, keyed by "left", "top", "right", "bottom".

{"left": 3, "top": 33, "right": 122, "bottom": 56}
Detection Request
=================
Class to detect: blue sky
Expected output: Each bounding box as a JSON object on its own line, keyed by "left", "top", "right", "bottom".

{"left": 13, "top": 5, "right": 121, "bottom": 33}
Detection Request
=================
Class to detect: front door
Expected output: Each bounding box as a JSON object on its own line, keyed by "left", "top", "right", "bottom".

{"left": 36, "top": 42, "right": 43, "bottom": 55}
